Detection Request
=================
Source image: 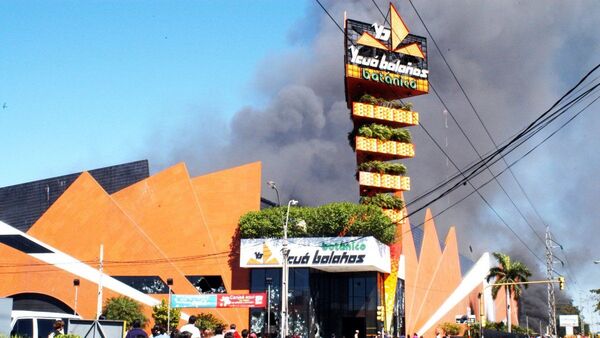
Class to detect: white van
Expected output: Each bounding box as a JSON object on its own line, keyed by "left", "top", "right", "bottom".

{"left": 10, "top": 310, "right": 81, "bottom": 338}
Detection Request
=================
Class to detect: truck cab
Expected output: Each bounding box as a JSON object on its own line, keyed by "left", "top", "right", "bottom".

{"left": 10, "top": 310, "right": 81, "bottom": 338}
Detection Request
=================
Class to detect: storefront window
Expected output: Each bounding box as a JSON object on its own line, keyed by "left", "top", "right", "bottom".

{"left": 249, "top": 269, "right": 379, "bottom": 338}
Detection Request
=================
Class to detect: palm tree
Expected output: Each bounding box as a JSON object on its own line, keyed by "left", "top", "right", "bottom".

{"left": 486, "top": 252, "right": 532, "bottom": 333}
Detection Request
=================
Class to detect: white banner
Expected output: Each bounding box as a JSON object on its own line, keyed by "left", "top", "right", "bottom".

{"left": 240, "top": 236, "right": 390, "bottom": 273}
{"left": 559, "top": 315, "right": 579, "bottom": 327}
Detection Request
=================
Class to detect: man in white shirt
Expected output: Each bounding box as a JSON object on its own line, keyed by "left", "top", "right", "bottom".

{"left": 213, "top": 325, "right": 225, "bottom": 338}
{"left": 180, "top": 315, "right": 201, "bottom": 338}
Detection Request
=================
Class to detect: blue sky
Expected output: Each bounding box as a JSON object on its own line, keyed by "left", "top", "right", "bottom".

{"left": 0, "top": 0, "right": 308, "bottom": 186}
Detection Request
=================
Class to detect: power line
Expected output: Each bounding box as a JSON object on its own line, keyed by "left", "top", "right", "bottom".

{"left": 313, "top": 0, "right": 600, "bottom": 264}
{"left": 403, "top": 91, "right": 600, "bottom": 237}
{"left": 367, "top": 0, "right": 554, "bottom": 258}
{"left": 404, "top": 80, "right": 600, "bottom": 214}
{"left": 366, "top": 1, "right": 545, "bottom": 257}
{"left": 405, "top": 0, "right": 550, "bottom": 245}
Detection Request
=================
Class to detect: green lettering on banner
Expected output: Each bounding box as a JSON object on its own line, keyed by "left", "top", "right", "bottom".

{"left": 362, "top": 69, "right": 371, "bottom": 80}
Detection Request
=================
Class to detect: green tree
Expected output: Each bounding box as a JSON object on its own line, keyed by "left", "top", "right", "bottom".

{"left": 104, "top": 296, "right": 148, "bottom": 328}
{"left": 591, "top": 289, "right": 600, "bottom": 313}
{"left": 239, "top": 202, "right": 396, "bottom": 244}
{"left": 486, "top": 252, "right": 532, "bottom": 333}
{"left": 194, "top": 313, "right": 225, "bottom": 331}
{"left": 440, "top": 322, "right": 461, "bottom": 335}
{"left": 152, "top": 299, "right": 181, "bottom": 331}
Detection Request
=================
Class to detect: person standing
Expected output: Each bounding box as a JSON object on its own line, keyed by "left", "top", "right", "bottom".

{"left": 48, "top": 320, "right": 64, "bottom": 338}
{"left": 180, "top": 316, "right": 201, "bottom": 338}
{"left": 228, "top": 324, "right": 241, "bottom": 338}
{"left": 151, "top": 325, "right": 169, "bottom": 338}
{"left": 125, "top": 320, "right": 148, "bottom": 338}
{"left": 354, "top": 330, "right": 359, "bottom": 338}
{"left": 213, "top": 325, "right": 225, "bottom": 338}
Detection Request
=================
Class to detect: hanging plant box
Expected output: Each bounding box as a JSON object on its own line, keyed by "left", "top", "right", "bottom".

{"left": 383, "top": 209, "right": 405, "bottom": 223}
{"left": 355, "top": 136, "right": 415, "bottom": 158}
{"left": 352, "top": 102, "right": 419, "bottom": 127}
{"left": 359, "top": 171, "right": 411, "bottom": 191}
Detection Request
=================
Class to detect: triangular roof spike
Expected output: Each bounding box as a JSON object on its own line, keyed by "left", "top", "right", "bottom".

{"left": 395, "top": 42, "right": 425, "bottom": 59}
{"left": 390, "top": 3, "right": 410, "bottom": 49}
{"left": 421, "top": 208, "right": 442, "bottom": 254}
{"left": 356, "top": 31, "right": 389, "bottom": 50}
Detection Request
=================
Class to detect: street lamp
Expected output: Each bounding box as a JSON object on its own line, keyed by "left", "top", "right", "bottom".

{"left": 265, "top": 277, "right": 273, "bottom": 338}
{"left": 267, "top": 181, "right": 281, "bottom": 206}
{"left": 73, "top": 279, "right": 80, "bottom": 315}
{"left": 281, "top": 199, "right": 298, "bottom": 338}
{"left": 167, "top": 278, "right": 173, "bottom": 334}
{"left": 594, "top": 260, "right": 600, "bottom": 264}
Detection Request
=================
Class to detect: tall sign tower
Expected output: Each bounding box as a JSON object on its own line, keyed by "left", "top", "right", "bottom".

{"left": 344, "top": 4, "right": 428, "bottom": 335}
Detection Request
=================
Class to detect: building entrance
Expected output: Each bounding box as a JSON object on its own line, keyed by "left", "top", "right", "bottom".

{"left": 342, "top": 317, "right": 365, "bottom": 338}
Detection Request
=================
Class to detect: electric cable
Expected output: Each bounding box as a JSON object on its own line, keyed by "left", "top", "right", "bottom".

{"left": 368, "top": 1, "right": 585, "bottom": 259}
{"left": 404, "top": 92, "right": 600, "bottom": 237}
{"left": 314, "top": 0, "right": 600, "bottom": 262}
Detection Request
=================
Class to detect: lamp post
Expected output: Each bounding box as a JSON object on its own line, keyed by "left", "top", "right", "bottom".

{"left": 73, "top": 279, "right": 80, "bottom": 315}
{"left": 266, "top": 277, "right": 273, "bottom": 338}
{"left": 167, "top": 278, "right": 173, "bottom": 334}
{"left": 281, "top": 199, "right": 298, "bottom": 338}
{"left": 594, "top": 260, "right": 600, "bottom": 264}
{"left": 267, "top": 181, "right": 281, "bottom": 206}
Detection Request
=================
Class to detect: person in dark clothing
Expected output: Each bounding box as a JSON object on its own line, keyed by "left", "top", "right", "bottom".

{"left": 48, "top": 320, "right": 64, "bottom": 338}
{"left": 126, "top": 319, "right": 148, "bottom": 338}
{"left": 241, "top": 329, "right": 249, "bottom": 338}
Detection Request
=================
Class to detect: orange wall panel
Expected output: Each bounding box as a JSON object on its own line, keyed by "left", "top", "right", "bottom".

{"left": 413, "top": 227, "right": 462, "bottom": 331}
{"left": 406, "top": 209, "right": 442, "bottom": 334}
{"left": 401, "top": 214, "right": 419, "bottom": 335}
{"left": 2, "top": 161, "right": 264, "bottom": 329}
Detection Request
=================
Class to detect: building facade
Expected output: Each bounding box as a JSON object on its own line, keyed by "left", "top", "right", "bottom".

{"left": 0, "top": 159, "right": 515, "bottom": 337}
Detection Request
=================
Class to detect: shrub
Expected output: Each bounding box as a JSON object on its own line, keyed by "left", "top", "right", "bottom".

{"left": 194, "top": 313, "right": 225, "bottom": 331}
{"left": 486, "top": 321, "right": 506, "bottom": 332}
{"left": 357, "top": 161, "right": 407, "bottom": 176}
{"left": 359, "top": 94, "right": 379, "bottom": 105}
{"left": 360, "top": 194, "right": 404, "bottom": 210}
{"left": 103, "top": 296, "right": 148, "bottom": 328}
{"left": 152, "top": 299, "right": 181, "bottom": 332}
{"left": 356, "top": 124, "right": 412, "bottom": 143}
{"left": 358, "top": 94, "right": 413, "bottom": 111}
{"left": 239, "top": 202, "right": 396, "bottom": 244}
{"left": 440, "top": 322, "right": 461, "bottom": 336}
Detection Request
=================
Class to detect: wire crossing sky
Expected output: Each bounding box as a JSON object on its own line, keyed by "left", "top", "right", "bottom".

{"left": 2, "top": 0, "right": 600, "bottom": 331}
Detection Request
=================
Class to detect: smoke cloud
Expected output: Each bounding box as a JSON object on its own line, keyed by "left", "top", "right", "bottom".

{"left": 147, "top": 0, "right": 600, "bottom": 325}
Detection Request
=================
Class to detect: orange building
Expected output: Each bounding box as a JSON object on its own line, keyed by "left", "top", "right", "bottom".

{"left": 0, "top": 160, "right": 262, "bottom": 329}
{"left": 0, "top": 160, "right": 514, "bottom": 338}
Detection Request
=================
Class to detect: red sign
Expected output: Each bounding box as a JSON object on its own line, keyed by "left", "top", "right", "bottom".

{"left": 216, "top": 293, "right": 267, "bottom": 308}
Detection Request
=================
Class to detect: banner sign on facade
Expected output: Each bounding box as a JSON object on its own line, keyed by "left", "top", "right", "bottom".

{"left": 171, "top": 293, "right": 266, "bottom": 309}
{"left": 217, "top": 293, "right": 266, "bottom": 308}
{"left": 240, "top": 236, "right": 390, "bottom": 273}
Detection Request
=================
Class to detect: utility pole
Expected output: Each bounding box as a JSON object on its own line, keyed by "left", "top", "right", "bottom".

{"left": 96, "top": 244, "right": 104, "bottom": 320}
{"left": 545, "top": 227, "right": 557, "bottom": 338}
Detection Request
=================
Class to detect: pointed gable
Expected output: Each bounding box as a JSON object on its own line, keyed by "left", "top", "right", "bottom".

{"left": 26, "top": 171, "right": 198, "bottom": 294}
{"left": 401, "top": 211, "right": 419, "bottom": 334}
{"left": 406, "top": 209, "right": 442, "bottom": 333}
{"left": 413, "top": 226, "right": 463, "bottom": 330}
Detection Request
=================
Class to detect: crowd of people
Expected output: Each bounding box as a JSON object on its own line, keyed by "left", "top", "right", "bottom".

{"left": 124, "top": 315, "right": 257, "bottom": 338}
